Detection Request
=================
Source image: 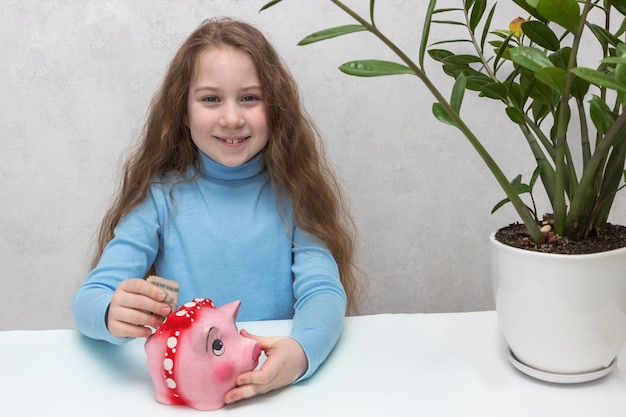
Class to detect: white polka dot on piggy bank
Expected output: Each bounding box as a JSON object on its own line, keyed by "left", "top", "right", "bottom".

{"left": 144, "top": 298, "right": 261, "bottom": 410}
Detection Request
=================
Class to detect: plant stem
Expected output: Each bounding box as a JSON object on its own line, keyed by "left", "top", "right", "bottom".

{"left": 553, "top": 0, "right": 594, "bottom": 235}
{"left": 462, "top": 0, "right": 497, "bottom": 81}
{"left": 329, "top": 0, "right": 543, "bottom": 241}
{"left": 569, "top": 109, "right": 626, "bottom": 236}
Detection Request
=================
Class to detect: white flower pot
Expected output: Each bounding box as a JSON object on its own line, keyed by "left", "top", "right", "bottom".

{"left": 490, "top": 232, "right": 626, "bottom": 381}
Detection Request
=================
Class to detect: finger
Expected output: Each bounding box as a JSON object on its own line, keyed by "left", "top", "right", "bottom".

{"left": 240, "top": 328, "right": 253, "bottom": 338}
{"left": 239, "top": 329, "right": 261, "bottom": 342}
{"left": 110, "top": 294, "right": 171, "bottom": 320}
{"left": 107, "top": 303, "right": 166, "bottom": 338}
{"left": 236, "top": 367, "right": 274, "bottom": 386}
{"left": 112, "top": 281, "right": 171, "bottom": 317}
{"left": 239, "top": 329, "right": 276, "bottom": 348}
{"left": 224, "top": 376, "right": 273, "bottom": 404}
{"left": 119, "top": 278, "right": 167, "bottom": 302}
{"left": 110, "top": 304, "right": 166, "bottom": 328}
{"left": 107, "top": 320, "right": 154, "bottom": 339}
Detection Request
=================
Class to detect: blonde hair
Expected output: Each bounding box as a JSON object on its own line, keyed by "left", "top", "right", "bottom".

{"left": 93, "top": 18, "right": 362, "bottom": 314}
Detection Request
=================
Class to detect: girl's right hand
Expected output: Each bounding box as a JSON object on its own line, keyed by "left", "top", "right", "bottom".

{"left": 106, "top": 278, "right": 172, "bottom": 339}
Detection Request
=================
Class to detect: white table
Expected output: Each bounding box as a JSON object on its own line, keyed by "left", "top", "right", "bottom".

{"left": 2, "top": 311, "right": 625, "bottom": 416}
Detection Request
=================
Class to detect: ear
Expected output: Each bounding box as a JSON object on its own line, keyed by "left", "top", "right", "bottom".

{"left": 220, "top": 300, "right": 242, "bottom": 320}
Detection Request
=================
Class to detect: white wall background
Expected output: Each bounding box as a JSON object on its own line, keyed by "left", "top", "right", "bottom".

{"left": 2, "top": 0, "right": 625, "bottom": 330}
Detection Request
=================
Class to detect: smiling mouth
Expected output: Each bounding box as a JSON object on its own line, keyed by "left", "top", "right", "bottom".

{"left": 219, "top": 137, "right": 248, "bottom": 145}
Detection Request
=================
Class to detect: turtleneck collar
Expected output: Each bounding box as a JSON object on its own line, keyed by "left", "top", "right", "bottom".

{"left": 198, "top": 150, "right": 266, "bottom": 182}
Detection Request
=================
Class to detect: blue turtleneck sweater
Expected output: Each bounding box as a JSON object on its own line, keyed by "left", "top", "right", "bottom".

{"left": 72, "top": 151, "right": 347, "bottom": 380}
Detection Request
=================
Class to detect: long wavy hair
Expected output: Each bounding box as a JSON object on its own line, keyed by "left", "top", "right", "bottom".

{"left": 93, "top": 18, "right": 362, "bottom": 314}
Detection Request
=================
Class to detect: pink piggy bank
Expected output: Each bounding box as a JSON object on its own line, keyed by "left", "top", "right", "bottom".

{"left": 145, "top": 298, "right": 261, "bottom": 410}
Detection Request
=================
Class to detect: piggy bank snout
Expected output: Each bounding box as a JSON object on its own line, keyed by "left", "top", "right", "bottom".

{"left": 241, "top": 337, "right": 261, "bottom": 368}
{"left": 250, "top": 340, "right": 261, "bottom": 365}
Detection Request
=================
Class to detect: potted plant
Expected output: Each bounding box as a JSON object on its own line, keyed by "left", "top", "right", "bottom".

{"left": 261, "top": 0, "right": 626, "bottom": 381}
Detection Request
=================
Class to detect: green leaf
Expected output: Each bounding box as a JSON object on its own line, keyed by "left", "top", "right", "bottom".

{"left": 570, "top": 67, "right": 626, "bottom": 92}
{"left": 259, "top": 0, "right": 283, "bottom": 12}
{"left": 608, "top": 0, "right": 626, "bottom": 17}
{"left": 493, "top": 32, "right": 514, "bottom": 70}
{"left": 510, "top": 175, "right": 531, "bottom": 193}
{"left": 420, "top": 0, "right": 439, "bottom": 69}
{"left": 442, "top": 63, "right": 469, "bottom": 78}
{"left": 530, "top": 166, "right": 541, "bottom": 188}
{"left": 370, "top": 0, "right": 376, "bottom": 27}
{"left": 601, "top": 57, "right": 626, "bottom": 65}
{"left": 432, "top": 103, "right": 456, "bottom": 126}
{"left": 535, "top": 67, "right": 567, "bottom": 93}
{"left": 571, "top": 75, "right": 590, "bottom": 100}
{"left": 536, "top": 0, "right": 580, "bottom": 33}
{"left": 480, "top": 4, "right": 497, "bottom": 51}
{"left": 549, "top": 46, "right": 571, "bottom": 70}
{"left": 450, "top": 73, "right": 467, "bottom": 114}
{"left": 546, "top": 47, "right": 590, "bottom": 98}
{"left": 493, "top": 197, "right": 518, "bottom": 214}
{"left": 520, "top": 21, "right": 560, "bottom": 51}
{"left": 428, "top": 49, "right": 454, "bottom": 63}
{"left": 298, "top": 25, "right": 367, "bottom": 45}
{"left": 433, "top": 7, "right": 464, "bottom": 14}
{"left": 510, "top": 46, "right": 555, "bottom": 72}
{"left": 339, "top": 60, "right": 415, "bottom": 77}
{"left": 465, "top": 74, "right": 492, "bottom": 91}
{"left": 508, "top": 82, "right": 525, "bottom": 108}
{"left": 587, "top": 23, "right": 622, "bottom": 48}
{"left": 589, "top": 95, "right": 615, "bottom": 134}
{"left": 431, "top": 20, "right": 466, "bottom": 26}
{"left": 615, "top": 57, "right": 626, "bottom": 104}
{"left": 479, "top": 82, "right": 508, "bottom": 100}
{"left": 490, "top": 31, "right": 511, "bottom": 41}
{"left": 527, "top": 77, "right": 559, "bottom": 106}
{"left": 491, "top": 174, "right": 533, "bottom": 214}
{"left": 441, "top": 54, "right": 483, "bottom": 65}
{"left": 511, "top": 0, "right": 547, "bottom": 22}
{"left": 531, "top": 100, "right": 550, "bottom": 122}
{"left": 441, "top": 65, "right": 491, "bottom": 89}
{"left": 469, "top": 0, "right": 487, "bottom": 31}
{"left": 430, "top": 38, "right": 473, "bottom": 47}
{"left": 491, "top": 198, "right": 510, "bottom": 214}
{"left": 506, "top": 106, "right": 526, "bottom": 124}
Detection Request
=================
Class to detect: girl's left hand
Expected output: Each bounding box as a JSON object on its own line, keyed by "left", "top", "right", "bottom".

{"left": 224, "top": 329, "right": 308, "bottom": 404}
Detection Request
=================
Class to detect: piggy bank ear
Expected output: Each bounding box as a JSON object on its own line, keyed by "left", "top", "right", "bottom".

{"left": 221, "top": 300, "right": 242, "bottom": 320}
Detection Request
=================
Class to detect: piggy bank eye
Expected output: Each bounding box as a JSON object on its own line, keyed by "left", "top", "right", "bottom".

{"left": 206, "top": 327, "right": 225, "bottom": 356}
{"left": 212, "top": 339, "right": 225, "bottom": 356}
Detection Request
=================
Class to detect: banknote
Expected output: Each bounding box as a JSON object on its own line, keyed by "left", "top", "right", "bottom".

{"left": 146, "top": 275, "right": 179, "bottom": 315}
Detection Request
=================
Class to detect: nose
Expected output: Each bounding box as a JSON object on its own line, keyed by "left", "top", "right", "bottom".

{"left": 219, "top": 103, "right": 245, "bottom": 129}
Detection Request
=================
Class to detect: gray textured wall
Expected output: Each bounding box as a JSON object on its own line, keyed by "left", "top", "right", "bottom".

{"left": 2, "top": 0, "right": 624, "bottom": 330}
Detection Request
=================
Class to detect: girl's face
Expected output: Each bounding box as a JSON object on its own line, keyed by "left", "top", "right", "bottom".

{"left": 187, "top": 47, "right": 268, "bottom": 167}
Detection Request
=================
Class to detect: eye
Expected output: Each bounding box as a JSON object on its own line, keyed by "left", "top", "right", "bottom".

{"left": 206, "top": 327, "right": 225, "bottom": 356}
{"left": 201, "top": 96, "right": 219, "bottom": 103}
{"left": 241, "top": 95, "right": 259, "bottom": 103}
{"left": 212, "top": 339, "right": 225, "bottom": 356}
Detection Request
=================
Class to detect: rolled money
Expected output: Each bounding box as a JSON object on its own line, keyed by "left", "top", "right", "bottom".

{"left": 146, "top": 275, "right": 179, "bottom": 314}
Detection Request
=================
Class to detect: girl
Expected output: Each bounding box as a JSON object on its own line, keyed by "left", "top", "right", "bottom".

{"left": 72, "top": 18, "right": 360, "bottom": 405}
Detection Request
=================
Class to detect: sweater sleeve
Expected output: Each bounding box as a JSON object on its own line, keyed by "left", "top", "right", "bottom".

{"left": 71, "top": 189, "right": 162, "bottom": 344}
{"left": 289, "top": 227, "right": 347, "bottom": 381}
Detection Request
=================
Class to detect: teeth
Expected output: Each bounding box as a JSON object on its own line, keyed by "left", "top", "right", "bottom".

{"left": 225, "top": 138, "right": 244, "bottom": 144}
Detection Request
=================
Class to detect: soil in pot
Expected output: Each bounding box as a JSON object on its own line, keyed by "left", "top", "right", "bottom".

{"left": 495, "top": 221, "right": 626, "bottom": 255}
